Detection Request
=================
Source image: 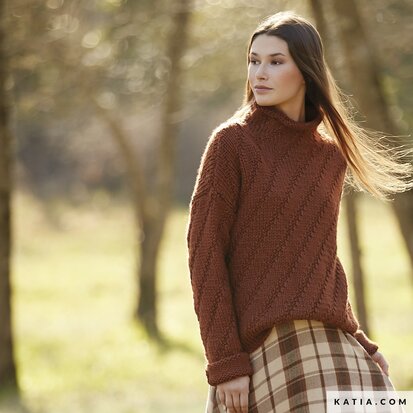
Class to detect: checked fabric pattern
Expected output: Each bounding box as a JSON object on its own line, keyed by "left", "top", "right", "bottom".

{"left": 205, "top": 320, "right": 399, "bottom": 413}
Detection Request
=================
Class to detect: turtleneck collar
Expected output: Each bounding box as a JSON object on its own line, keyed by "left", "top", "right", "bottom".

{"left": 243, "top": 99, "right": 324, "bottom": 141}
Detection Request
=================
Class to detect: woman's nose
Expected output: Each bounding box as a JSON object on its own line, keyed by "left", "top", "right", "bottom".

{"left": 255, "top": 64, "right": 268, "bottom": 79}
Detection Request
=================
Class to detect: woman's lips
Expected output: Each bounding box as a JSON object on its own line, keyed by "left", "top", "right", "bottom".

{"left": 255, "top": 87, "right": 273, "bottom": 93}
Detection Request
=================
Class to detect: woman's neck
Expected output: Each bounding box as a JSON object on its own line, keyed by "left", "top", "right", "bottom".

{"left": 242, "top": 99, "right": 323, "bottom": 141}
{"left": 272, "top": 97, "right": 306, "bottom": 123}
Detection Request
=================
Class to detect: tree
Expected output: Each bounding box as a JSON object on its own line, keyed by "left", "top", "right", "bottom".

{"left": 0, "top": 0, "right": 18, "bottom": 394}
{"left": 331, "top": 0, "right": 413, "bottom": 281}
{"left": 309, "top": 0, "right": 377, "bottom": 334}
{"left": 91, "top": 0, "right": 194, "bottom": 339}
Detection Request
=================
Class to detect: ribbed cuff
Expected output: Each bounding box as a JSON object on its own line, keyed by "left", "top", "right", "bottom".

{"left": 353, "top": 329, "right": 379, "bottom": 356}
{"left": 206, "top": 352, "right": 254, "bottom": 386}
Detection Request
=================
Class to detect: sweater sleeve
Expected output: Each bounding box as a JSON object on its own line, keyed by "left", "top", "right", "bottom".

{"left": 353, "top": 329, "right": 379, "bottom": 356}
{"left": 186, "top": 125, "right": 253, "bottom": 386}
{"left": 346, "top": 301, "right": 379, "bottom": 356}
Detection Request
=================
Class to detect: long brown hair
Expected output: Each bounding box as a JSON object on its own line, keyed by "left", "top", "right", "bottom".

{"left": 230, "top": 11, "right": 413, "bottom": 201}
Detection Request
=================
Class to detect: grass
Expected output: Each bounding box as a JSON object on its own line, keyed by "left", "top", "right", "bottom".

{"left": 0, "top": 189, "right": 412, "bottom": 413}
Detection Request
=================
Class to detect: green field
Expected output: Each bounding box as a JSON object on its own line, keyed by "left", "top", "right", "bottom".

{"left": 1, "top": 190, "right": 412, "bottom": 413}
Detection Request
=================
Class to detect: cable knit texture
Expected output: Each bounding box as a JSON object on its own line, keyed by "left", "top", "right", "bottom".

{"left": 186, "top": 100, "right": 379, "bottom": 386}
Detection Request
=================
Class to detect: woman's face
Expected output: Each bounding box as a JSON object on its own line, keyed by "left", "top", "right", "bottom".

{"left": 248, "top": 34, "right": 306, "bottom": 110}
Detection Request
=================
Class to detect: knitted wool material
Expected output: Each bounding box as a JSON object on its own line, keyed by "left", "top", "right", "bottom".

{"left": 186, "top": 100, "right": 379, "bottom": 387}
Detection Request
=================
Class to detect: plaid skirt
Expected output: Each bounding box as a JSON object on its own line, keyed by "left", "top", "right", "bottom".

{"left": 205, "top": 319, "right": 398, "bottom": 413}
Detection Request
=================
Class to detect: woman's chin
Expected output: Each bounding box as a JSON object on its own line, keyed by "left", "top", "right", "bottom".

{"left": 254, "top": 96, "right": 278, "bottom": 106}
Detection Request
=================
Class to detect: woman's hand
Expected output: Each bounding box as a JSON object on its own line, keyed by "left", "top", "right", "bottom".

{"left": 370, "top": 350, "right": 390, "bottom": 376}
{"left": 216, "top": 375, "right": 250, "bottom": 413}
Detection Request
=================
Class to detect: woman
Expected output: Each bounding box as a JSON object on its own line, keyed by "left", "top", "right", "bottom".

{"left": 186, "top": 11, "right": 412, "bottom": 413}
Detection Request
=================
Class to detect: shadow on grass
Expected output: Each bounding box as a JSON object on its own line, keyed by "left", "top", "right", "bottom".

{"left": 155, "top": 333, "right": 204, "bottom": 361}
{"left": 0, "top": 387, "right": 34, "bottom": 413}
{"left": 132, "top": 321, "right": 204, "bottom": 360}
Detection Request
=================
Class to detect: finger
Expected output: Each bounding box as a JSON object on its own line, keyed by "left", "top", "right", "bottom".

{"left": 232, "top": 393, "right": 241, "bottom": 413}
{"left": 379, "top": 359, "right": 388, "bottom": 371}
{"left": 225, "top": 393, "right": 234, "bottom": 413}
{"left": 217, "top": 390, "right": 226, "bottom": 409}
{"left": 380, "top": 362, "right": 389, "bottom": 376}
{"left": 372, "top": 352, "right": 382, "bottom": 362}
{"left": 240, "top": 391, "right": 249, "bottom": 413}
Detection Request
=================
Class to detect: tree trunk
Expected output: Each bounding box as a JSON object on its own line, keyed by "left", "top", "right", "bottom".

{"left": 0, "top": 0, "right": 18, "bottom": 392}
{"left": 136, "top": 211, "right": 163, "bottom": 339}
{"left": 345, "top": 192, "right": 369, "bottom": 334}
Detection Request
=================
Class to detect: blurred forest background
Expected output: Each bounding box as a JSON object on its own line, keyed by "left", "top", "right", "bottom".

{"left": 0, "top": 0, "right": 412, "bottom": 412}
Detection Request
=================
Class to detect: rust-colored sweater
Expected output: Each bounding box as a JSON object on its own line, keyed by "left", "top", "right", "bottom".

{"left": 186, "top": 100, "right": 379, "bottom": 386}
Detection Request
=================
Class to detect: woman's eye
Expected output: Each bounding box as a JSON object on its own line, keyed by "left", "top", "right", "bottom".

{"left": 250, "top": 59, "right": 281, "bottom": 65}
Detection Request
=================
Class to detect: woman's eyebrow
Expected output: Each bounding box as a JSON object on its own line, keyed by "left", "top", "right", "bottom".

{"left": 250, "top": 51, "right": 286, "bottom": 57}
